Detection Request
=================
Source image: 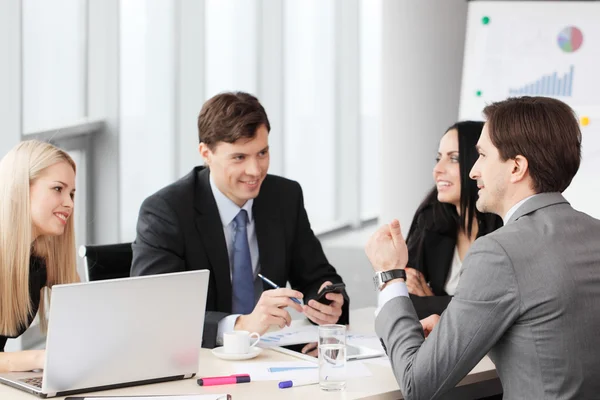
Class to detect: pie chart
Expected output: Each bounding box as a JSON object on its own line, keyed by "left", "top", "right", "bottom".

{"left": 557, "top": 26, "right": 583, "bottom": 53}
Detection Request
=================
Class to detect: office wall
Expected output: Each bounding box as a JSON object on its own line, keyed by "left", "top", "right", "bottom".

{"left": 0, "top": 1, "right": 21, "bottom": 157}
{"left": 380, "top": 0, "right": 469, "bottom": 233}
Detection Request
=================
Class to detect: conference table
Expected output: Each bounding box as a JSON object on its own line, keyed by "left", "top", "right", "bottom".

{"left": 0, "top": 307, "right": 501, "bottom": 399}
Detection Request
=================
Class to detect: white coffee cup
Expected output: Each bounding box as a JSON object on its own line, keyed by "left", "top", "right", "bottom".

{"left": 223, "top": 330, "right": 261, "bottom": 354}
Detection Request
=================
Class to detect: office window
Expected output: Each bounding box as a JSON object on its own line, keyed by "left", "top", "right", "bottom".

{"left": 205, "top": 0, "right": 258, "bottom": 98}
{"left": 119, "top": 0, "right": 177, "bottom": 241}
{"left": 283, "top": 0, "right": 336, "bottom": 231}
{"left": 22, "top": 0, "right": 86, "bottom": 133}
{"left": 359, "top": 0, "right": 382, "bottom": 220}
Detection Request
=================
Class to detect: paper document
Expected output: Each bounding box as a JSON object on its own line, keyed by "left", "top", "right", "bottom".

{"left": 66, "top": 395, "right": 230, "bottom": 400}
{"left": 362, "top": 356, "right": 391, "bottom": 367}
{"left": 347, "top": 333, "right": 386, "bottom": 353}
{"left": 259, "top": 325, "right": 318, "bottom": 346}
{"left": 260, "top": 326, "right": 386, "bottom": 355}
{"left": 233, "top": 360, "right": 372, "bottom": 381}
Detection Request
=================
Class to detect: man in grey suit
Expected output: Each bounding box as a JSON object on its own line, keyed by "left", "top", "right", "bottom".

{"left": 365, "top": 96, "right": 600, "bottom": 399}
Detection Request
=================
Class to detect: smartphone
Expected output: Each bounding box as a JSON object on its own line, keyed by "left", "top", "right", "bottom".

{"left": 315, "top": 283, "right": 346, "bottom": 305}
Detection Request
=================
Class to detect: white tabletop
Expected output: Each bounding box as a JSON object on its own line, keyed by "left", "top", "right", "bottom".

{"left": 0, "top": 307, "right": 498, "bottom": 399}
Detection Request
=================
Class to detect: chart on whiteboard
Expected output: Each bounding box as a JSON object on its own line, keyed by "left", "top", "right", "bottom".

{"left": 459, "top": 2, "right": 600, "bottom": 219}
{"left": 460, "top": 2, "right": 600, "bottom": 118}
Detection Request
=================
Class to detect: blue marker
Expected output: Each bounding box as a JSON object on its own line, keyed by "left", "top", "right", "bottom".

{"left": 257, "top": 274, "right": 302, "bottom": 305}
{"left": 278, "top": 379, "right": 319, "bottom": 389}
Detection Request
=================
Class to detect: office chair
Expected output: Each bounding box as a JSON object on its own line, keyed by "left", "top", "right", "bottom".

{"left": 79, "top": 243, "right": 133, "bottom": 281}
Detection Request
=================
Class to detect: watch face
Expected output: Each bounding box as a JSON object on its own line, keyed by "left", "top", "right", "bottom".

{"left": 373, "top": 274, "right": 380, "bottom": 290}
{"left": 373, "top": 272, "right": 384, "bottom": 290}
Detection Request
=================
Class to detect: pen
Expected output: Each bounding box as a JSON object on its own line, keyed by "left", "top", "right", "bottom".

{"left": 197, "top": 374, "right": 251, "bottom": 386}
{"left": 278, "top": 379, "right": 319, "bottom": 389}
{"left": 258, "top": 274, "right": 302, "bottom": 305}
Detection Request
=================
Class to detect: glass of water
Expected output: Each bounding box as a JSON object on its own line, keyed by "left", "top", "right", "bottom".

{"left": 318, "top": 324, "right": 346, "bottom": 391}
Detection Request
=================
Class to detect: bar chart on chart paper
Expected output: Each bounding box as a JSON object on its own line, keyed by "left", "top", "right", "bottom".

{"left": 509, "top": 65, "right": 574, "bottom": 97}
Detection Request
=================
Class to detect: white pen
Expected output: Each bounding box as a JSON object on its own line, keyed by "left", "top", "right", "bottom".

{"left": 278, "top": 379, "right": 319, "bottom": 389}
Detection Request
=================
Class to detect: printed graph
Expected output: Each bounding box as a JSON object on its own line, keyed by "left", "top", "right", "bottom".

{"left": 260, "top": 331, "right": 312, "bottom": 343}
{"left": 508, "top": 65, "right": 574, "bottom": 97}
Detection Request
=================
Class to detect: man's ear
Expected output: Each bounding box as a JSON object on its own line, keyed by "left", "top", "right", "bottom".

{"left": 510, "top": 155, "right": 529, "bottom": 183}
{"left": 198, "top": 142, "right": 211, "bottom": 165}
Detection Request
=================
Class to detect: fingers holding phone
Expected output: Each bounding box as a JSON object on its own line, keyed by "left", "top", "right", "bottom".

{"left": 304, "top": 281, "right": 345, "bottom": 325}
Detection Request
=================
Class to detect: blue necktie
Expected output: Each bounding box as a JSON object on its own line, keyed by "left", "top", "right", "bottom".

{"left": 231, "top": 210, "right": 255, "bottom": 315}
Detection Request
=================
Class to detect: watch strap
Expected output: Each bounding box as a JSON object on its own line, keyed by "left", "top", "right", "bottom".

{"left": 381, "top": 269, "right": 406, "bottom": 282}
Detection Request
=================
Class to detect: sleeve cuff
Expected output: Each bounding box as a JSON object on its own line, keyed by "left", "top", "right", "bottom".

{"left": 216, "top": 314, "right": 240, "bottom": 345}
{"left": 375, "top": 281, "right": 409, "bottom": 316}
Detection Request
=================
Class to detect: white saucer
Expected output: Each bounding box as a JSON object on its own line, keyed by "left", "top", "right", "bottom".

{"left": 211, "top": 346, "right": 263, "bottom": 361}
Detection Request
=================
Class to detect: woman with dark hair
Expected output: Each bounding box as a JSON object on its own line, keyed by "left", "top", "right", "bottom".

{"left": 404, "top": 121, "right": 503, "bottom": 316}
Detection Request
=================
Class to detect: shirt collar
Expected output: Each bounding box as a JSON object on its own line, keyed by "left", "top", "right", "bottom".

{"left": 209, "top": 172, "right": 254, "bottom": 227}
{"left": 503, "top": 194, "right": 539, "bottom": 224}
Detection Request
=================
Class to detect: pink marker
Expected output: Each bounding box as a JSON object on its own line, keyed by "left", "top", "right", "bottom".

{"left": 197, "top": 374, "right": 251, "bottom": 386}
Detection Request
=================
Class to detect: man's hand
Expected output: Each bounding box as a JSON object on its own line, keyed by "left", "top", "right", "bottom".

{"left": 365, "top": 219, "right": 408, "bottom": 272}
{"left": 304, "top": 281, "right": 344, "bottom": 325}
{"left": 234, "top": 288, "right": 304, "bottom": 335}
{"left": 420, "top": 314, "right": 440, "bottom": 338}
{"left": 405, "top": 267, "right": 434, "bottom": 297}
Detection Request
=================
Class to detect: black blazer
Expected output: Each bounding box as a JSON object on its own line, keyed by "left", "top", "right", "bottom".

{"left": 131, "top": 167, "right": 349, "bottom": 348}
{"left": 1, "top": 255, "right": 46, "bottom": 352}
{"left": 407, "top": 211, "right": 503, "bottom": 318}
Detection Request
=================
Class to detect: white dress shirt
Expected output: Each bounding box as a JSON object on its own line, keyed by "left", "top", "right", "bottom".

{"left": 443, "top": 247, "right": 462, "bottom": 296}
{"left": 503, "top": 194, "right": 539, "bottom": 223}
{"left": 376, "top": 194, "right": 539, "bottom": 316}
{"left": 209, "top": 176, "right": 261, "bottom": 343}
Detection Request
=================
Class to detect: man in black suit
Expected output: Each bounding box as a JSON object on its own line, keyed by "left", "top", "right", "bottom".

{"left": 131, "top": 92, "right": 349, "bottom": 348}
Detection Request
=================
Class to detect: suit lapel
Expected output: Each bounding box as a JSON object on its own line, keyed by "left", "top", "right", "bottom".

{"left": 194, "top": 168, "right": 232, "bottom": 312}
{"left": 253, "top": 191, "right": 286, "bottom": 287}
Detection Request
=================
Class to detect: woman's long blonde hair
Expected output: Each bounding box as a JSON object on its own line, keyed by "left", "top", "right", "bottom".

{"left": 0, "top": 140, "right": 79, "bottom": 336}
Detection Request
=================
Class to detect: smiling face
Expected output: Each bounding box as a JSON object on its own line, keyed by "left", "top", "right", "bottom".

{"left": 30, "top": 161, "right": 76, "bottom": 239}
{"left": 469, "top": 123, "right": 512, "bottom": 217}
{"left": 200, "top": 124, "right": 270, "bottom": 207}
{"left": 433, "top": 129, "right": 461, "bottom": 208}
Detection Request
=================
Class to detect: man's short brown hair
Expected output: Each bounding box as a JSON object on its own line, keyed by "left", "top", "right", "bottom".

{"left": 483, "top": 96, "right": 581, "bottom": 193}
{"left": 198, "top": 92, "right": 270, "bottom": 150}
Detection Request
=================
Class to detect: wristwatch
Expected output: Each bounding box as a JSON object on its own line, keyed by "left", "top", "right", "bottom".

{"left": 373, "top": 269, "right": 407, "bottom": 291}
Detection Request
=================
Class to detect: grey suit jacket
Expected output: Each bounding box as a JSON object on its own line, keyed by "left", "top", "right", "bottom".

{"left": 376, "top": 193, "right": 600, "bottom": 400}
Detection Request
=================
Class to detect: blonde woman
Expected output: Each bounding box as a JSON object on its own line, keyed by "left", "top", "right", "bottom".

{"left": 0, "top": 140, "right": 79, "bottom": 372}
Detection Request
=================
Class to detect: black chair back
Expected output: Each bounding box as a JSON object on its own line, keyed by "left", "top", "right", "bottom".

{"left": 79, "top": 243, "right": 133, "bottom": 281}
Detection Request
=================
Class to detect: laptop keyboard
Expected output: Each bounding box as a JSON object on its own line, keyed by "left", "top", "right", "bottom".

{"left": 19, "top": 377, "right": 43, "bottom": 388}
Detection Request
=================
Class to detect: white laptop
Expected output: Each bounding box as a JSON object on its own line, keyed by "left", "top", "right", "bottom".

{"left": 0, "top": 270, "right": 209, "bottom": 398}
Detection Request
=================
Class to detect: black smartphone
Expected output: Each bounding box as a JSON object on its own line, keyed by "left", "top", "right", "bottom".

{"left": 315, "top": 283, "right": 346, "bottom": 305}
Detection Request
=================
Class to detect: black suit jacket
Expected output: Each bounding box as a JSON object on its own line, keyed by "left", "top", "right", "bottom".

{"left": 131, "top": 166, "right": 349, "bottom": 348}
{"left": 407, "top": 212, "right": 503, "bottom": 318}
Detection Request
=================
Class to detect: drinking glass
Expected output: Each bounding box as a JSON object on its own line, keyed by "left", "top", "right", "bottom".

{"left": 318, "top": 324, "right": 346, "bottom": 391}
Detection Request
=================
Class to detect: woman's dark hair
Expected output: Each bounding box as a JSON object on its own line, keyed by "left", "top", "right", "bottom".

{"left": 406, "top": 121, "right": 502, "bottom": 244}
